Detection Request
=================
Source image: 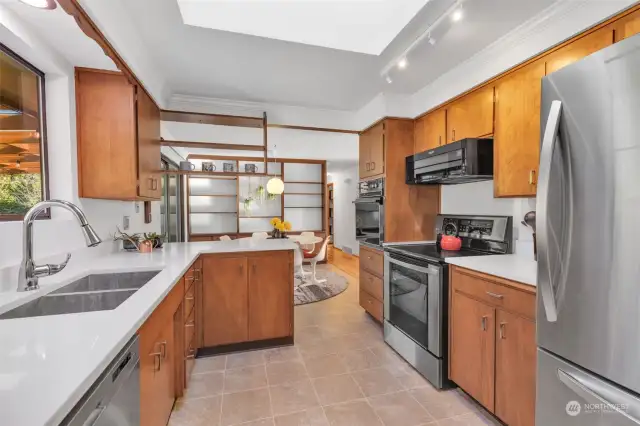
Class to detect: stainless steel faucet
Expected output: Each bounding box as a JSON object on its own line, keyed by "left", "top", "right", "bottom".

{"left": 18, "top": 200, "right": 102, "bottom": 292}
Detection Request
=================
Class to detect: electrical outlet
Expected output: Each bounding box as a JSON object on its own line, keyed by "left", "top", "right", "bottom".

{"left": 123, "top": 216, "right": 130, "bottom": 231}
{"left": 135, "top": 202, "right": 140, "bottom": 213}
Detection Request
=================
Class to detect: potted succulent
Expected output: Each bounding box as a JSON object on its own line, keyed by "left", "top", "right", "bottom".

{"left": 144, "top": 232, "right": 164, "bottom": 249}
{"left": 113, "top": 227, "right": 141, "bottom": 251}
{"left": 270, "top": 217, "right": 292, "bottom": 239}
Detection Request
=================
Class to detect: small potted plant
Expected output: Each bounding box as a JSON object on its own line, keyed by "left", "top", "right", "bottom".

{"left": 113, "top": 227, "right": 141, "bottom": 251}
{"left": 144, "top": 232, "right": 164, "bottom": 249}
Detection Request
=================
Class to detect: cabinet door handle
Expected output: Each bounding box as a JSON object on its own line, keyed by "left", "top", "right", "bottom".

{"left": 149, "top": 349, "right": 162, "bottom": 372}
{"left": 185, "top": 321, "right": 195, "bottom": 327}
{"left": 185, "top": 296, "right": 194, "bottom": 301}
{"left": 194, "top": 268, "right": 202, "bottom": 281}
{"left": 481, "top": 315, "right": 488, "bottom": 331}
{"left": 438, "top": 135, "right": 442, "bottom": 146}
{"left": 252, "top": 263, "right": 257, "bottom": 273}
{"left": 452, "top": 129, "right": 456, "bottom": 141}
{"left": 529, "top": 169, "right": 537, "bottom": 185}
{"left": 486, "top": 291, "right": 504, "bottom": 299}
{"left": 365, "top": 162, "right": 370, "bottom": 171}
{"left": 499, "top": 322, "right": 507, "bottom": 339}
{"left": 371, "top": 162, "right": 375, "bottom": 170}
{"left": 159, "top": 341, "right": 167, "bottom": 359}
{"left": 239, "top": 264, "right": 243, "bottom": 272}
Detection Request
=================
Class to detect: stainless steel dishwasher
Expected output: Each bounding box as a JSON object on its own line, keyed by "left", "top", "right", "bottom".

{"left": 61, "top": 336, "right": 140, "bottom": 426}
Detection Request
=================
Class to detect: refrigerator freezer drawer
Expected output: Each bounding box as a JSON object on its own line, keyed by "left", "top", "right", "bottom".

{"left": 537, "top": 348, "right": 640, "bottom": 426}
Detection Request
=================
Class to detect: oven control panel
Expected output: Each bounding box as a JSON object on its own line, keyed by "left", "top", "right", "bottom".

{"left": 436, "top": 215, "right": 511, "bottom": 245}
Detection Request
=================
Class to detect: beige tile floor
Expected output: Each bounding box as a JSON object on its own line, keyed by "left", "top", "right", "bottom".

{"left": 169, "top": 264, "right": 501, "bottom": 426}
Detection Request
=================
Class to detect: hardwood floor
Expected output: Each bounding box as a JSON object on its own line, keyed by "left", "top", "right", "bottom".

{"left": 168, "top": 264, "right": 499, "bottom": 426}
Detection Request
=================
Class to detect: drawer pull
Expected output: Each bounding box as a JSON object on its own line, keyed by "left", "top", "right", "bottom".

{"left": 185, "top": 322, "right": 195, "bottom": 327}
{"left": 185, "top": 296, "right": 195, "bottom": 301}
{"left": 367, "top": 256, "right": 372, "bottom": 260}
{"left": 486, "top": 291, "right": 504, "bottom": 299}
{"left": 159, "top": 341, "right": 167, "bottom": 359}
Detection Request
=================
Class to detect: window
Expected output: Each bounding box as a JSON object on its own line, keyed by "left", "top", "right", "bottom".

{"left": 0, "top": 42, "right": 48, "bottom": 220}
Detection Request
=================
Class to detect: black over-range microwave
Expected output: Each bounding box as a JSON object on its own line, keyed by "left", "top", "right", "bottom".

{"left": 406, "top": 138, "right": 494, "bottom": 185}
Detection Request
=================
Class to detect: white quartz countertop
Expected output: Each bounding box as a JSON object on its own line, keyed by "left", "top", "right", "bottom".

{"left": 0, "top": 239, "right": 296, "bottom": 426}
{"left": 445, "top": 254, "right": 537, "bottom": 287}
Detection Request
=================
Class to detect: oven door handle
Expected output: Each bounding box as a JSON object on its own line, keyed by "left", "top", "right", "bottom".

{"left": 386, "top": 255, "right": 439, "bottom": 275}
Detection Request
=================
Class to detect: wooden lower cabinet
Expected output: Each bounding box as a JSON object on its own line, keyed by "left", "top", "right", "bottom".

{"left": 203, "top": 255, "right": 249, "bottom": 346}
{"left": 139, "top": 305, "right": 179, "bottom": 426}
{"left": 449, "top": 291, "right": 495, "bottom": 410}
{"left": 359, "top": 245, "right": 384, "bottom": 322}
{"left": 202, "top": 251, "right": 294, "bottom": 347}
{"left": 495, "top": 310, "right": 536, "bottom": 426}
{"left": 449, "top": 266, "right": 536, "bottom": 426}
{"left": 248, "top": 253, "right": 293, "bottom": 340}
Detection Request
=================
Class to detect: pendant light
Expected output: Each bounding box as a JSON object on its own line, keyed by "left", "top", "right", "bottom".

{"left": 266, "top": 146, "right": 284, "bottom": 195}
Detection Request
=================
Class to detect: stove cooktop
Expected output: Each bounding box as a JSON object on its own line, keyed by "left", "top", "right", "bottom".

{"left": 385, "top": 243, "right": 493, "bottom": 262}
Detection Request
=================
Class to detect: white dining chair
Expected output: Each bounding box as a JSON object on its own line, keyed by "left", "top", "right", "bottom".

{"left": 251, "top": 232, "right": 269, "bottom": 240}
{"left": 293, "top": 246, "right": 307, "bottom": 285}
{"left": 219, "top": 235, "right": 232, "bottom": 241}
{"left": 301, "top": 236, "right": 331, "bottom": 285}
{"left": 299, "top": 231, "right": 316, "bottom": 252}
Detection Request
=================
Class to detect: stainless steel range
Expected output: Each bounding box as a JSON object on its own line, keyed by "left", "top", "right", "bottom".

{"left": 383, "top": 214, "right": 512, "bottom": 389}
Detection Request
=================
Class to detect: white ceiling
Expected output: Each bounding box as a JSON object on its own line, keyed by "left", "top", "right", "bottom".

{"left": 176, "top": 0, "right": 429, "bottom": 55}
{"left": 122, "top": 0, "right": 558, "bottom": 110}
{"left": 2, "top": 0, "right": 558, "bottom": 111}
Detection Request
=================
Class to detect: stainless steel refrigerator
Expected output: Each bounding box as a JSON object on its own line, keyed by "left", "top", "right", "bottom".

{"left": 536, "top": 34, "right": 640, "bottom": 425}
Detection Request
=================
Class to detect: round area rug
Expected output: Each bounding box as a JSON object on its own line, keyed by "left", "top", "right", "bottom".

{"left": 294, "top": 267, "right": 349, "bottom": 306}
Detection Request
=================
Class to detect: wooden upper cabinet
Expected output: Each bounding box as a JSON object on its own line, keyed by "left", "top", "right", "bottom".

{"left": 494, "top": 60, "right": 545, "bottom": 198}
{"left": 450, "top": 291, "right": 495, "bottom": 411}
{"left": 136, "top": 87, "right": 162, "bottom": 199}
{"left": 614, "top": 9, "right": 640, "bottom": 42}
{"left": 545, "top": 27, "right": 614, "bottom": 74}
{"left": 248, "top": 252, "right": 293, "bottom": 341}
{"left": 359, "top": 121, "right": 385, "bottom": 179}
{"left": 414, "top": 108, "right": 446, "bottom": 153}
{"left": 202, "top": 255, "right": 249, "bottom": 346}
{"left": 446, "top": 85, "right": 494, "bottom": 143}
{"left": 76, "top": 70, "right": 138, "bottom": 200}
{"left": 75, "top": 68, "right": 161, "bottom": 201}
{"left": 495, "top": 310, "right": 536, "bottom": 426}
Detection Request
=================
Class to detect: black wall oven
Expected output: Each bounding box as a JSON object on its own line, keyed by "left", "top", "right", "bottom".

{"left": 355, "top": 177, "right": 384, "bottom": 246}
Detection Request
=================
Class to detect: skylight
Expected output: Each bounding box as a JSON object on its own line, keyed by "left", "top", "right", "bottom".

{"left": 176, "top": 0, "right": 429, "bottom": 55}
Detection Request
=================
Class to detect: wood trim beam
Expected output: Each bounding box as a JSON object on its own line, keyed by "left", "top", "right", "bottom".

{"left": 57, "top": 0, "right": 155, "bottom": 103}
{"left": 160, "top": 109, "right": 263, "bottom": 128}
{"left": 267, "top": 124, "right": 360, "bottom": 135}
{"left": 160, "top": 140, "right": 265, "bottom": 151}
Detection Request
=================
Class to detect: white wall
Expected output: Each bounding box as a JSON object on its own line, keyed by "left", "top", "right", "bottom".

{"left": 327, "top": 163, "right": 359, "bottom": 256}
{"left": 440, "top": 181, "right": 536, "bottom": 256}
{"left": 0, "top": 5, "right": 160, "bottom": 269}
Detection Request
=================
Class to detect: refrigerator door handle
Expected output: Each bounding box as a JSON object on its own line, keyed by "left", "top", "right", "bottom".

{"left": 558, "top": 369, "right": 640, "bottom": 424}
{"left": 537, "top": 100, "right": 562, "bottom": 323}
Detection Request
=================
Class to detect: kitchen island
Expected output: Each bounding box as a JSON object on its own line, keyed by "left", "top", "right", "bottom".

{"left": 0, "top": 239, "right": 297, "bottom": 426}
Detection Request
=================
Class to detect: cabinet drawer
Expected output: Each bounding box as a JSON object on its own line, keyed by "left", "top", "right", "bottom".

{"left": 451, "top": 267, "right": 535, "bottom": 320}
{"left": 360, "top": 246, "right": 384, "bottom": 277}
{"left": 185, "top": 342, "right": 196, "bottom": 383}
{"left": 184, "top": 307, "right": 195, "bottom": 351}
{"left": 359, "top": 289, "right": 383, "bottom": 322}
{"left": 184, "top": 282, "right": 195, "bottom": 323}
{"left": 360, "top": 269, "right": 383, "bottom": 302}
